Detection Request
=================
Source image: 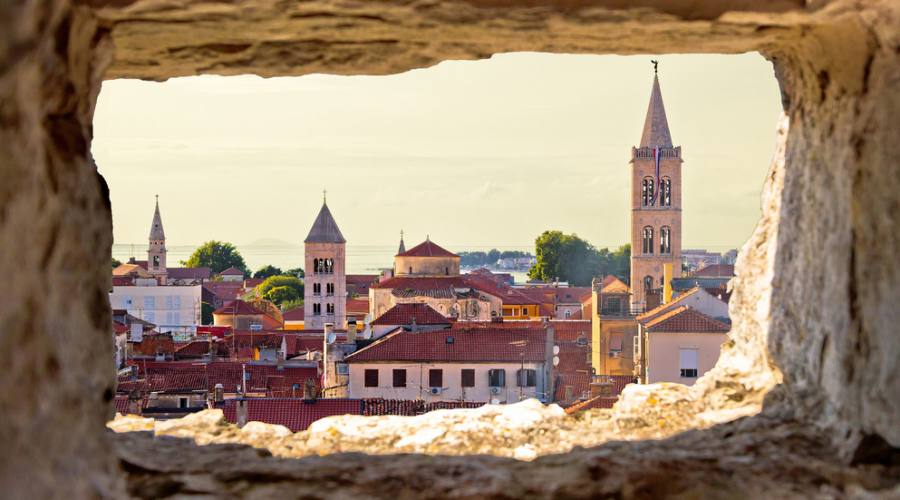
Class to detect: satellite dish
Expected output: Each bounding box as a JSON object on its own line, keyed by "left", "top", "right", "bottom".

{"left": 552, "top": 345, "right": 560, "bottom": 355}
{"left": 326, "top": 332, "right": 337, "bottom": 344}
{"left": 552, "top": 356, "right": 560, "bottom": 367}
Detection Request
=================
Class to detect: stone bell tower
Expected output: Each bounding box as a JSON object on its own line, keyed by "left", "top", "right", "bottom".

{"left": 630, "top": 67, "right": 683, "bottom": 309}
{"left": 147, "top": 195, "right": 168, "bottom": 284}
{"left": 304, "top": 193, "right": 347, "bottom": 330}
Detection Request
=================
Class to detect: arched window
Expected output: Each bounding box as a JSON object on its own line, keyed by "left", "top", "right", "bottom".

{"left": 642, "top": 226, "right": 654, "bottom": 254}
{"left": 641, "top": 177, "right": 655, "bottom": 206}
{"left": 643, "top": 275, "right": 654, "bottom": 292}
{"left": 313, "top": 259, "right": 320, "bottom": 274}
{"left": 408, "top": 266, "right": 413, "bottom": 275}
{"left": 662, "top": 177, "right": 672, "bottom": 207}
{"left": 660, "top": 226, "right": 671, "bottom": 254}
{"left": 152, "top": 255, "right": 160, "bottom": 269}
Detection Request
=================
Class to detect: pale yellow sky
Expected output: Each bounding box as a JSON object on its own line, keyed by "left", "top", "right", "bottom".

{"left": 93, "top": 52, "right": 781, "bottom": 252}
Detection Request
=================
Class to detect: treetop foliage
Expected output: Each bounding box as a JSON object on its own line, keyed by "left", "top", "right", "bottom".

{"left": 182, "top": 241, "right": 249, "bottom": 275}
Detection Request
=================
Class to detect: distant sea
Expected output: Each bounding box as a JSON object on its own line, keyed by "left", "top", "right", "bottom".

{"left": 113, "top": 243, "right": 533, "bottom": 283}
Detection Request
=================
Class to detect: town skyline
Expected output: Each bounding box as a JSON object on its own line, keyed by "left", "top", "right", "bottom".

{"left": 95, "top": 52, "right": 781, "bottom": 251}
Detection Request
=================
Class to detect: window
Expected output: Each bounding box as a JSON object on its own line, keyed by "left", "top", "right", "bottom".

{"left": 152, "top": 255, "right": 160, "bottom": 269}
{"left": 143, "top": 296, "right": 155, "bottom": 309}
{"left": 517, "top": 369, "right": 536, "bottom": 387}
{"left": 326, "top": 303, "right": 334, "bottom": 314}
{"left": 680, "top": 348, "right": 699, "bottom": 378}
{"left": 336, "top": 363, "right": 349, "bottom": 375}
{"left": 364, "top": 369, "right": 378, "bottom": 387}
{"left": 662, "top": 177, "right": 672, "bottom": 206}
{"left": 564, "top": 310, "right": 571, "bottom": 318}
{"left": 461, "top": 369, "right": 475, "bottom": 387}
{"left": 313, "top": 303, "right": 321, "bottom": 315}
{"left": 429, "top": 369, "right": 443, "bottom": 388}
{"left": 445, "top": 267, "right": 449, "bottom": 275}
{"left": 660, "top": 226, "right": 671, "bottom": 254}
{"left": 488, "top": 369, "right": 506, "bottom": 387}
{"left": 179, "top": 397, "right": 188, "bottom": 409}
{"left": 643, "top": 275, "right": 654, "bottom": 293}
{"left": 392, "top": 369, "right": 407, "bottom": 388}
{"left": 642, "top": 226, "right": 654, "bottom": 254}
{"left": 641, "top": 176, "right": 655, "bottom": 206}
{"left": 313, "top": 283, "right": 321, "bottom": 295}
{"left": 408, "top": 266, "right": 412, "bottom": 274}
{"left": 609, "top": 333, "right": 624, "bottom": 355}
{"left": 326, "top": 283, "right": 334, "bottom": 296}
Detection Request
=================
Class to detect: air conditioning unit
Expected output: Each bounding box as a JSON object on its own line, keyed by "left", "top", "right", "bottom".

{"left": 430, "top": 387, "right": 442, "bottom": 395}
{"left": 490, "top": 386, "right": 502, "bottom": 395}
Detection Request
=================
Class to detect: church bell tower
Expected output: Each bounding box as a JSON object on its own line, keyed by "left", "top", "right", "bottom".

{"left": 630, "top": 67, "right": 683, "bottom": 309}
{"left": 147, "top": 195, "right": 168, "bottom": 284}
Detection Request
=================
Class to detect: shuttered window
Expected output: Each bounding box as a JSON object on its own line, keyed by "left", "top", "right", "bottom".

{"left": 461, "top": 369, "right": 475, "bottom": 387}
{"left": 429, "top": 369, "right": 443, "bottom": 388}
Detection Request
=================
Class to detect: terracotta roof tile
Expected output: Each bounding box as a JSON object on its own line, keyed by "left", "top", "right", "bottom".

{"left": 282, "top": 307, "right": 305, "bottom": 321}
{"left": 220, "top": 398, "right": 363, "bottom": 432}
{"left": 397, "top": 239, "right": 458, "bottom": 258}
{"left": 346, "top": 327, "right": 548, "bottom": 363}
{"left": 213, "top": 300, "right": 263, "bottom": 316}
{"left": 371, "top": 303, "right": 450, "bottom": 326}
{"left": 644, "top": 306, "right": 730, "bottom": 333}
{"left": 219, "top": 267, "right": 244, "bottom": 276}
{"left": 167, "top": 267, "right": 212, "bottom": 280}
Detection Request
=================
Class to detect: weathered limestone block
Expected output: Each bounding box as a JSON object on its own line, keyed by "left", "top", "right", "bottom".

{"left": 2, "top": 0, "right": 899, "bottom": 497}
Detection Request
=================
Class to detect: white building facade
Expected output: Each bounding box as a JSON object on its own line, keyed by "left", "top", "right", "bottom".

{"left": 109, "top": 284, "right": 202, "bottom": 338}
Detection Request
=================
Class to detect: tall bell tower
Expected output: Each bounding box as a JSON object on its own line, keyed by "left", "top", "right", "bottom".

{"left": 304, "top": 193, "right": 347, "bottom": 330}
{"left": 630, "top": 66, "right": 683, "bottom": 309}
{"left": 147, "top": 195, "right": 168, "bottom": 284}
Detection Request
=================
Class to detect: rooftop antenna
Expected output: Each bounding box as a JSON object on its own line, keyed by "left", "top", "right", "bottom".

{"left": 322, "top": 188, "right": 327, "bottom": 204}
{"left": 651, "top": 59, "right": 659, "bottom": 75}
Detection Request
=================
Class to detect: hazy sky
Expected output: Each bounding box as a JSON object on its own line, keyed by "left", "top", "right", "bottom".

{"left": 93, "top": 52, "right": 781, "bottom": 253}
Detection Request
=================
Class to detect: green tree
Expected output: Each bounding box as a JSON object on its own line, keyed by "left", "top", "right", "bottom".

{"left": 182, "top": 241, "right": 249, "bottom": 275}
{"left": 253, "top": 265, "right": 283, "bottom": 279}
{"left": 284, "top": 267, "right": 305, "bottom": 278}
{"left": 279, "top": 298, "right": 303, "bottom": 312}
{"left": 529, "top": 232, "right": 632, "bottom": 286}
{"left": 256, "top": 275, "right": 304, "bottom": 307}
{"left": 264, "top": 285, "right": 299, "bottom": 305}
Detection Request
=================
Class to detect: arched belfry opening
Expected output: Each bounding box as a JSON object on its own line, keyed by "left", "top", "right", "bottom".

{"left": 1, "top": 0, "right": 898, "bottom": 496}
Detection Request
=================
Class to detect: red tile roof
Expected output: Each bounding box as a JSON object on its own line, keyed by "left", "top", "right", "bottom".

{"left": 220, "top": 398, "right": 363, "bottom": 432}
{"left": 121, "top": 361, "right": 319, "bottom": 396}
{"left": 203, "top": 282, "right": 244, "bottom": 301}
{"left": 282, "top": 307, "right": 305, "bottom": 321}
{"left": 346, "top": 298, "right": 369, "bottom": 315}
{"left": 243, "top": 278, "right": 264, "bottom": 289}
{"left": 362, "top": 399, "right": 484, "bottom": 416}
{"left": 692, "top": 264, "right": 735, "bottom": 278}
{"left": 167, "top": 267, "right": 212, "bottom": 280}
{"left": 635, "top": 287, "right": 701, "bottom": 322}
{"left": 644, "top": 306, "right": 731, "bottom": 333}
{"left": 451, "top": 320, "right": 591, "bottom": 342}
{"left": 371, "top": 303, "right": 450, "bottom": 326}
{"left": 371, "top": 275, "right": 470, "bottom": 291}
{"left": 551, "top": 287, "right": 592, "bottom": 304}
{"left": 113, "top": 321, "right": 129, "bottom": 334}
{"left": 346, "top": 327, "right": 548, "bottom": 363}
{"left": 346, "top": 274, "right": 379, "bottom": 296}
{"left": 220, "top": 267, "right": 245, "bottom": 276}
{"left": 112, "top": 276, "right": 134, "bottom": 286}
{"left": 397, "top": 239, "right": 458, "bottom": 258}
{"left": 213, "top": 300, "right": 263, "bottom": 316}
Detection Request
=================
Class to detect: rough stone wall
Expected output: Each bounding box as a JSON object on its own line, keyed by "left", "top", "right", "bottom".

{"left": 1, "top": 0, "right": 899, "bottom": 497}
{"left": 0, "top": 1, "right": 120, "bottom": 497}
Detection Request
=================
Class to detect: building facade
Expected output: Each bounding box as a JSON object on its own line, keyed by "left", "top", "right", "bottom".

{"left": 630, "top": 73, "right": 683, "bottom": 309}
{"left": 304, "top": 200, "right": 347, "bottom": 330}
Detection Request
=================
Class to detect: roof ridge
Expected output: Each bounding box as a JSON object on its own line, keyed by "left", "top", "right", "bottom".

{"left": 305, "top": 202, "right": 346, "bottom": 244}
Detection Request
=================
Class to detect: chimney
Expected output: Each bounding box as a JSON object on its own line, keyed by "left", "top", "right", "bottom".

{"left": 236, "top": 399, "right": 248, "bottom": 428}
{"left": 303, "top": 378, "right": 317, "bottom": 402}
{"left": 410, "top": 316, "right": 418, "bottom": 333}
{"left": 544, "top": 325, "right": 555, "bottom": 403}
{"left": 214, "top": 383, "right": 224, "bottom": 403}
{"left": 127, "top": 390, "right": 142, "bottom": 416}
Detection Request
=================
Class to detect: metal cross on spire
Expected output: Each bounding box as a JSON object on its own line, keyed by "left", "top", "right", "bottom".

{"left": 322, "top": 188, "right": 327, "bottom": 204}
{"left": 651, "top": 59, "right": 659, "bottom": 74}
